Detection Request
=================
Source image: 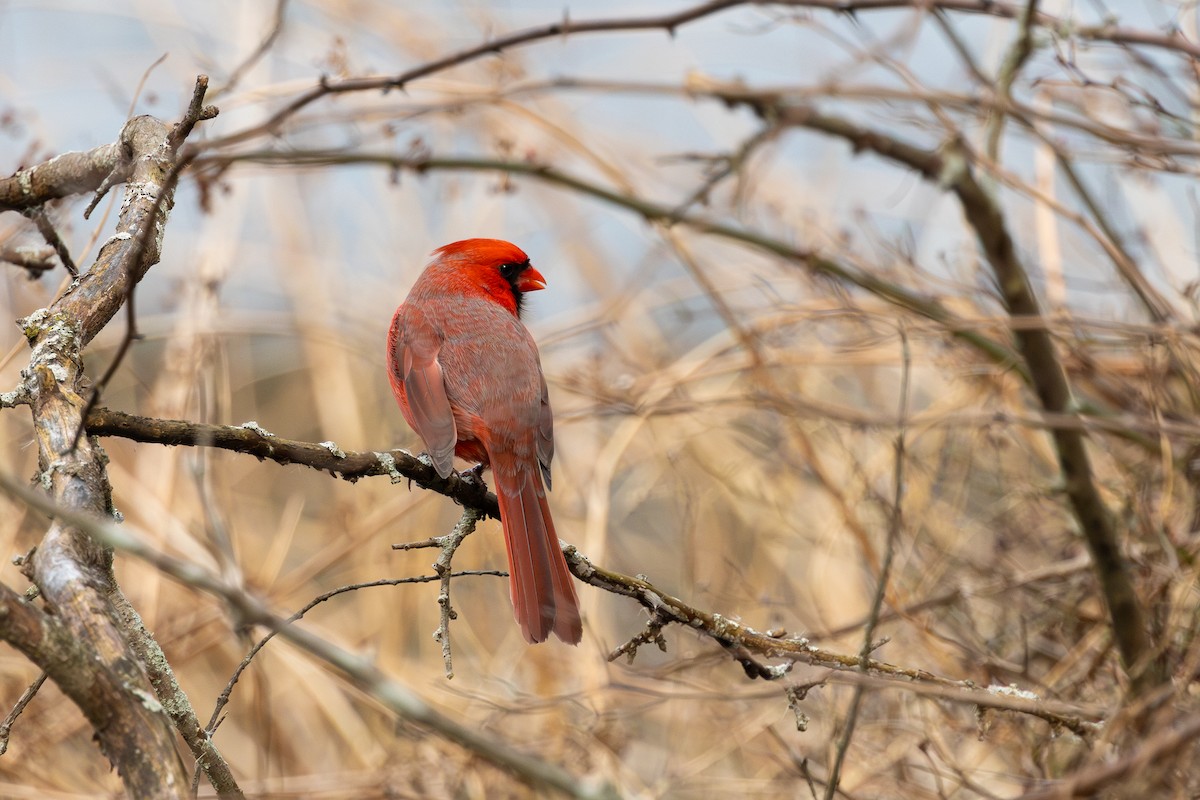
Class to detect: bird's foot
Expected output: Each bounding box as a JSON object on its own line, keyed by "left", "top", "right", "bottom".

{"left": 459, "top": 463, "right": 487, "bottom": 486}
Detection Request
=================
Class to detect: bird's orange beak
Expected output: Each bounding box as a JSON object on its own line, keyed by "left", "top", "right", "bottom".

{"left": 517, "top": 266, "right": 547, "bottom": 292}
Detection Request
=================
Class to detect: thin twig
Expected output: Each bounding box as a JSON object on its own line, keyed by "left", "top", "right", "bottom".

{"left": 24, "top": 208, "right": 76, "bottom": 277}
{"left": 0, "top": 673, "right": 46, "bottom": 757}
{"left": 127, "top": 53, "right": 169, "bottom": 118}
{"left": 201, "top": 0, "right": 754, "bottom": 149}
{"left": 984, "top": 0, "right": 1040, "bottom": 164}
{"left": 608, "top": 610, "right": 671, "bottom": 664}
{"left": 824, "top": 327, "right": 910, "bottom": 800}
{"left": 211, "top": 0, "right": 288, "bottom": 99}
{"left": 1016, "top": 711, "right": 1200, "bottom": 799}
{"left": 204, "top": 571, "right": 503, "bottom": 737}
{"left": 198, "top": 0, "right": 1200, "bottom": 152}
{"left": 169, "top": 75, "right": 218, "bottom": 150}
{"left": 430, "top": 507, "right": 486, "bottom": 679}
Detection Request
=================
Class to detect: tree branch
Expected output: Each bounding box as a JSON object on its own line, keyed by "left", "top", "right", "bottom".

{"left": 85, "top": 406, "right": 502, "bottom": 516}
{"left": 0, "top": 142, "right": 124, "bottom": 212}
{"left": 78, "top": 407, "right": 1104, "bottom": 734}
{"left": 3, "top": 85, "right": 235, "bottom": 797}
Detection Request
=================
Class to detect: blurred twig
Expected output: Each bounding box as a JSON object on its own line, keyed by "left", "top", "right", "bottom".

{"left": 0, "top": 673, "right": 46, "bottom": 757}
{"left": 825, "top": 328, "right": 910, "bottom": 799}
{"left": 203, "top": 569, "right": 505, "bottom": 753}
{"left": 0, "top": 244, "right": 56, "bottom": 277}
{"left": 984, "top": 0, "right": 1039, "bottom": 165}
{"left": 210, "top": 0, "right": 288, "bottom": 99}
{"left": 201, "top": 0, "right": 1200, "bottom": 153}
{"left": 1016, "top": 711, "right": 1200, "bottom": 799}
{"left": 706, "top": 90, "right": 1166, "bottom": 695}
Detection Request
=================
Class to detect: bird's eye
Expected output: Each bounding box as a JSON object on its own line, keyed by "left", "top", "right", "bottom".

{"left": 499, "top": 262, "right": 522, "bottom": 279}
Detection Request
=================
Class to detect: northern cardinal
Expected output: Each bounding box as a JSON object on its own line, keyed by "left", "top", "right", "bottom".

{"left": 387, "top": 239, "right": 582, "bottom": 644}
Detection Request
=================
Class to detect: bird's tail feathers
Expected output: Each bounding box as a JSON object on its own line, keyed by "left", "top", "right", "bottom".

{"left": 493, "top": 457, "right": 581, "bottom": 645}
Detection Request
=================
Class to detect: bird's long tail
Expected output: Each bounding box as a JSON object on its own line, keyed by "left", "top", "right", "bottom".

{"left": 492, "top": 455, "right": 582, "bottom": 644}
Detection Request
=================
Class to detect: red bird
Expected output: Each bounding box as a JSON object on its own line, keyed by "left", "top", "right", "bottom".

{"left": 387, "top": 239, "right": 582, "bottom": 644}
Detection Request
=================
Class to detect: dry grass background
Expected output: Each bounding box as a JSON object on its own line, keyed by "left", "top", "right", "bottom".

{"left": 1, "top": 1, "right": 1199, "bottom": 798}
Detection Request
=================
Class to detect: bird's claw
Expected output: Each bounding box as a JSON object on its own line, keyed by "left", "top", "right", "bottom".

{"left": 459, "top": 463, "right": 487, "bottom": 485}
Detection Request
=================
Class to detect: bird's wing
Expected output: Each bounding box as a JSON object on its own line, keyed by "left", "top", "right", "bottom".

{"left": 535, "top": 370, "right": 554, "bottom": 490}
{"left": 396, "top": 307, "right": 457, "bottom": 478}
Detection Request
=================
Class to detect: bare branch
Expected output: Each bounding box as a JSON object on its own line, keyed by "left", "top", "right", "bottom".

{"left": 687, "top": 91, "right": 1166, "bottom": 695}
{"left": 564, "top": 549, "right": 1103, "bottom": 735}
{"left": 0, "top": 244, "right": 56, "bottom": 277}
{"left": 0, "top": 142, "right": 124, "bottom": 212}
{"left": 85, "top": 406, "right": 503, "bottom": 518}
{"left": 169, "top": 75, "right": 218, "bottom": 150}
{"left": 204, "top": 569, "right": 503, "bottom": 753}
{"left": 200, "top": 148, "right": 1023, "bottom": 375}
{"left": 210, "top": 0, "right": 289, "bottom": 99}
{"left": 107, "top": 588, "right": 243, "bottom": 799}
{"left": 430, "top": 507, "right": 486, "bottom": 679}
{"left": 201, "top": 0, "right": 1200, "bottom": 150}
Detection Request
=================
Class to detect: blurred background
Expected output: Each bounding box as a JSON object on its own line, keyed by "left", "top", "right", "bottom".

{"left": 1, "top": 0, "right": 1199, "bottom": 797}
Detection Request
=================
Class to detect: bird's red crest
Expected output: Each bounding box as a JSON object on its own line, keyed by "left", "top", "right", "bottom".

{"left": 433, "top": 238, "right": 530, "bottom": 266}
{"left": 427, "top": 238, "right": 540, "bottom": 317}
